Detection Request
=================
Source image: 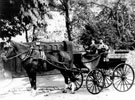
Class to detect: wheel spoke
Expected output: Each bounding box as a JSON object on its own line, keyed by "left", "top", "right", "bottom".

{"left": 95, "top": 84, "right": 98, "bottom": 94}
{"left": 123, "top": 80, "right": 129, "bottom": 90}
{"left": 116, "top": 69, "right": 122, "bottom": 76}
{"left": 114, "top": 79, "right": 121, "bottom": 89}
{"left": 125, "top": 79, "right": 132, "bottom": 86}
{"left": 75, "top": 80, "right": 81, "bottom": 86}
{"left": 105, "top": 77, "right": 110, "bottom": 86}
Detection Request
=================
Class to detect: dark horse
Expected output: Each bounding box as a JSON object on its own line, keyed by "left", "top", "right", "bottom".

{"left": 2, "top": 40, "right": 77, "bottom": 95}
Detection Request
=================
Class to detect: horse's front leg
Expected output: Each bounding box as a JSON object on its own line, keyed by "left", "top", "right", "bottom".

{"left": 68, "top": 72, "right": 76, "bottom": 94}
{"left": 30, "top": 73, "right": 37, "bottom": 96}
{"left": 60, "top": 70, "right": 69, "bottom": 93}
{"left": 25, "top": 63, "right": 37, "bottom": 96}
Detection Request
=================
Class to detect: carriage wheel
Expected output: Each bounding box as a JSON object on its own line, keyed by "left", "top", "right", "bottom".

{"left": 113, "top": 63, "right": 134, "bottom": 92}
{"left": 86, "top": 70, "right": 104, "bottom": 94}
{"left": 68, "top": 68, "right": 83, "bottom": 91}
{"left": 102, "top": 69, "right": 113, "bottom": 88}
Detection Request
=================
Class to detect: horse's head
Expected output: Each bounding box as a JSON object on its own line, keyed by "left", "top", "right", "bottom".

{"left": 2, "top": 41, "right": 14, "bottom": 56}
{"left": 1, "top": 40, "right": 30, "bottom": 61}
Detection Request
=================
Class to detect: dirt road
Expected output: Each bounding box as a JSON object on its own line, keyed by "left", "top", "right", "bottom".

{"left": 0, "top": 74, "right": 134, "bottom": 100}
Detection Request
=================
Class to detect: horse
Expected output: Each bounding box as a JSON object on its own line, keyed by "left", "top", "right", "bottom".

{"left": 1, "top": 40, "right": 77, "bottom": 95}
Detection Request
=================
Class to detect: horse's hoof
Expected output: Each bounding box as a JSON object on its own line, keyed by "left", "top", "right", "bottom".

{"left": 67, "top": 87, "right": 71, "bottom": 90}
{"left": 70, "top": 91, "right": 75, "bottom": 94}
{"left": 62, "top": 90, "right": 67, "bottom": 93}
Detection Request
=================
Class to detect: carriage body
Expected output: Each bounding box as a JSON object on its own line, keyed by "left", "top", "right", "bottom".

{"left": 96, "top": 50, "right": 128, "bottom": 70}
{"left": 73, "top": 49, "right": 134, "bottom": 94}
{"left": 73, "top": 50, "right": 128, "bottom": 70}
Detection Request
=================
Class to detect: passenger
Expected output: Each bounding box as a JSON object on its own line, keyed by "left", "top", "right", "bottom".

{"left": 98, "top": 39, "right": 109, "bottom": 53}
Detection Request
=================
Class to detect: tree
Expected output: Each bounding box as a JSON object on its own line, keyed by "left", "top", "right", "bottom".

{"left": 0, "top": 0, "right": 50, "bottom": 42}
{"left": 94, "top": 0, "right": 135, "bottom": 49}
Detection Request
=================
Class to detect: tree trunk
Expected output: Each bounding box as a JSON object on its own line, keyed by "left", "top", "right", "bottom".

{"left": 24, "top": 27, "right": 29, "bottom": 42}
{"left": 64, "top": 0, "right": 72, "bottom": 41}
{"left": 20, "top": 22, "right": 29, "bottom": 43}
{"left": 32, "top": 25, "right": 37, "bottom": 42}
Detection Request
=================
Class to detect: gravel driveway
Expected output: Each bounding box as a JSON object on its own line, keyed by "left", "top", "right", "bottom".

{"left": 0, "top": 74, "right": 135, "bottom": 100}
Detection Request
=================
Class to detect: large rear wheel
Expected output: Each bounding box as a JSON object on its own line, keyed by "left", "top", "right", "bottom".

{"left": 113, "top": 63, "right": 134, "bottom": 92}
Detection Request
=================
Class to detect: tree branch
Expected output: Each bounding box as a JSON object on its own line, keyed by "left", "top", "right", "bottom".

{"left": 90, "top": 1, "right": 112, "bottom": 11}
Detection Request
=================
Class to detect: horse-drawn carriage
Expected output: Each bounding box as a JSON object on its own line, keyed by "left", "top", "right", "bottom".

{"left": 1, "top": 40, "right": 135, "bottom": 95}
{"left": 74, "top": 49, "right": 134, "bottom": 94}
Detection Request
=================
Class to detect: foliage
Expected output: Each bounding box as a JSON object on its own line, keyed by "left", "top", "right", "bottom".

{"left": 78, "top": 0, "right": 135, "bottom": 50}
{"left": 0, "top": 18, "right": 23, "bottom": 39}
{"left": 0, "top": 0, "right": 51, "bottom": 42}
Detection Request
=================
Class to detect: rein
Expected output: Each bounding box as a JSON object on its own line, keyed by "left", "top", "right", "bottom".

{"left": 45, "top": 59, "right": 79, "bottom": 72}
{"left": 6, "top": 50, "right": 29, "bottom": 60}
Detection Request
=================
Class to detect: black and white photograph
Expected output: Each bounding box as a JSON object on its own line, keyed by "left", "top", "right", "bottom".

{"left": 0, "top": 0, "right": 135, "bottom": 100}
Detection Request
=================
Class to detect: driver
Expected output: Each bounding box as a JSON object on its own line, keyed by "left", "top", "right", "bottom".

{"left": 89, "top": 39, "right": 98, "bottom": 54}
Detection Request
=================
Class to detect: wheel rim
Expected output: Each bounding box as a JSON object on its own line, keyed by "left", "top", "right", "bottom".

{"left": 113, "top": 63, "right": 134, "bottom": 92}
{"left": 86, "top": 70, "right": 104, "bottom": 94}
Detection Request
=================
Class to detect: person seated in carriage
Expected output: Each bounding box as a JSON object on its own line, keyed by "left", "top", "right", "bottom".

{"left": 85, "top": 39, "right": 109, "bottom": 55}
{"left": 97, "top": 39, "right": 109, "bottom": 53}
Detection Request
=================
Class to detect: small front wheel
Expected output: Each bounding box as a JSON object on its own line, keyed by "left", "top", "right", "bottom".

{"left": 86, "top": 70, "right": 104, "bottom": 94}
